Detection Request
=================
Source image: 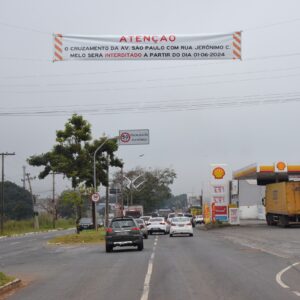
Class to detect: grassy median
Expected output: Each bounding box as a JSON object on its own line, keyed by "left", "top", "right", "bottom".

{"left": 1, "top": 216, "right": 75, "bottom": 236}
{"left": 0, "top": 272, "right": 14, "bottom": 287}
{"left": 48, "top": 229, "right": 106, "bottom": 245}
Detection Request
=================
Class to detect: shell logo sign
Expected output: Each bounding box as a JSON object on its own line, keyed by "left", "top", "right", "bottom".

{"left": 212, "top": 167, "right": 226, "bottom": 179}
{"left": 276, "top": 162, "right": 286, "bottom": 171}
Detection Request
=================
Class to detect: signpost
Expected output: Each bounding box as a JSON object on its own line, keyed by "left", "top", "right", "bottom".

{"left": 91, "top": 193, "right": 100, "bottom": 202}
{"left": 119, "top": 129, "right": 149, "bottom": 145}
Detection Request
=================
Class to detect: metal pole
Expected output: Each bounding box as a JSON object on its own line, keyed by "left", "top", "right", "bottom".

{"left": 1, "top": 155, "right": 4, "bottom": 235}
{"left": 93, "top": 136, "right": 119, "bottom": 229}
{"left": 52, "top": 172, "right": 56, "bottom": 228}
{"left": 105, "top": 154, "right": 109, "bottom": 227}
{"left": 121, "top": 166, "right": 124, "bottom": 217}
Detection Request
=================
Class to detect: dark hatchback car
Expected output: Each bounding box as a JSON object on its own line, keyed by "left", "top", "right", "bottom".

{"left": 77, "top": 217, "right": 104, "bottom": 233}
{"left": 105, "top": 217, "right": 144, "bottom": 252}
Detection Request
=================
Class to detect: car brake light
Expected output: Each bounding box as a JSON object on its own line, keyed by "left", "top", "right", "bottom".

{"left": 106, "top": 228, "right": 113, "bottom": 233}
{"left": 160, "top": 222, "right": 165, "bottom": 225}
{"left": 186, "top": 223, "right": 192, "bottom": 226}
{"left": 132, "top": 227, "right": 140, "bottom": 231}
{"left": 171, "top": 223, "right": 176, "bottom": 226}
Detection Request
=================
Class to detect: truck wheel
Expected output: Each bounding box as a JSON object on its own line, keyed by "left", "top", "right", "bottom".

{"left": 279, "top": 215, "right": 289, "bottom": 228}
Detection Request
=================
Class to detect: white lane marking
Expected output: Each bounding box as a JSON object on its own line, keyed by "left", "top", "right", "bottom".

{"left": 276, "top": 262, "right": 300, "bottom": 289}
{"left": 293, "top": 291, "right": 300, "bottom": 297}
{"left": 141, "top": 236, "right": 158, "bottom": 300}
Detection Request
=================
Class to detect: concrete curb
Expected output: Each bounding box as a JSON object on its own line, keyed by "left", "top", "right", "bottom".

{"left": 0, "top": 278, "right": 21, "bottom": 295}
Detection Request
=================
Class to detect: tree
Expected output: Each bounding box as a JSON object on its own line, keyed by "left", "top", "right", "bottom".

{"left": 28, "top": 114, "right": 122, "bottom": 225}
{"left": 2, "top": 181, "right": 33, "bottom": 220}
{"left": 112, "top": 167, "right": 176, "bottom": 213}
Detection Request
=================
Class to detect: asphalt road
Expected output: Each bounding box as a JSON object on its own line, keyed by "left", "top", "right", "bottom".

{"left": 0, "top": 226, "right": 299, "bottom": 300}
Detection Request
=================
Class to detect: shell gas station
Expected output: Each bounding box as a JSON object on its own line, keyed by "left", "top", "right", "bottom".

{"left": 233, "top": 162, "right": 300, "bottom": 185}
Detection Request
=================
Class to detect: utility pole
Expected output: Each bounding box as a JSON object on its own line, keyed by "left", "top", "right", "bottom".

{"left": 26, "top": 173, "right": 39, "bottom": 230}
{"left": 50, "top": 172, "right": 58, "bottom": 229}
{"left": 1, "top": 152, "right": 15, "bottom": 235}
{"left": 120, "top": 166, "right": 124, "bottom": 217}
{"left": 105, "top": 154, "right": 110, "bottom": 227}
{"left": 21, "top": 166, "right": 26, "bottom": 189}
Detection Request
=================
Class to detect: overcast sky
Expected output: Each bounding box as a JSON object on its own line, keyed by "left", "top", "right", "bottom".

{"left": 0, "top": 0, "right": 300, "bottom": 198}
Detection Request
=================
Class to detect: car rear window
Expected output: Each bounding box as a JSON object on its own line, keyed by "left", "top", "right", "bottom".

{"left": 111, "top": 219, "right": 135, "bottom": 228}
{"left": 172, "top": 217, "right": 190, "bottom": 222}
{"left": 150, "top": 218, "right": 163, "bottom": 222}
{"left": 135, "top": 219, "right": 143, "bottom": 224}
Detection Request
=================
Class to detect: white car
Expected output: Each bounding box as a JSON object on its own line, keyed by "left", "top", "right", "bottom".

{"left": 194, "top": 215, "right": 204, "bottom": 224}
{"left": 147, "top": 217, "right": 170, "bottom": 234}
{"left": 140, "top": 215, "right": 152, "bottom": 225}
{"left": 169, "top": 217, "right": 193, "bottom": 237}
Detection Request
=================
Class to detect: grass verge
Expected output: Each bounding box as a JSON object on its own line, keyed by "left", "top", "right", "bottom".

{"left": 2, "top": 216, "right": 75, "bottom": 236}
{"left": 48, "top": 229, "right": 106, "bottom": 245}
{"left": 0, "top": 272, "right": 15, "bottom": 287}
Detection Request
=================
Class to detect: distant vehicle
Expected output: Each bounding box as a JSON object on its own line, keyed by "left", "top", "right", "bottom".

{"left": 194, "top": 215, "right": 204, "bottom": 224}
{"left": 183, "top": 213, "right": 195, "bottom": 227}
{"left": 105, "top": 217, "right": 144, "bottom": 252}
{"left": 158, "top": 208, "right": 173, "bottom": 219}
{"left": 135, "top": 219, "right": 148, "bottom": 239}
{"left": 77, "top": 217, "right": 103, "bottom": 232}
{"left": 140, "top": 215, "right": 151, "bottom": 225}
{"left": 147, "top": 217, "right": 170, "bottom": 234}
{"left": 167, "top": 213, "right": 176, "bottom": 224}
{"left": 124, "top": 205, "right": 144, "bottom": 218}
{"left": 169, "top": 217, "right": 193, "bottom": 237}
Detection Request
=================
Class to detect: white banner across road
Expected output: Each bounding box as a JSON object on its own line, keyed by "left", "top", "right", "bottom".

{"left": 53, "top": 32, "right": 241, "bottom": 61}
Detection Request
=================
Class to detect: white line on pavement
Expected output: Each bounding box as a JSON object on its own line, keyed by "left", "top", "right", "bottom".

{"left": 293, "top": 291, "right": 300, "bottom": 297}
{"left": 141, "top": 236, "right": 158, "bottom": 300}
{"left": 276, "top": 262, "right": 300, "bottom": 289}
{"left": 9, "top": 241, "right": 21, "bottom": 245}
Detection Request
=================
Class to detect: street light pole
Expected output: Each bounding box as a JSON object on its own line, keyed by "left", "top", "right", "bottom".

{"left": 93, "top": 136, "right": 119, "bottom": 229}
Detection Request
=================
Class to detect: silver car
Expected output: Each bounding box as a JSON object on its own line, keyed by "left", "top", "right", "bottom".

{"left": 135, "top": 219, "right": 148, "bottom": 239}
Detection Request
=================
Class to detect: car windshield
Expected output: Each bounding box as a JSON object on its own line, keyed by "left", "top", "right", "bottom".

{"left": 111, "top": 220, "right": 135, "bottom": 228}
{"left": 135, "top": 219, "right": 143, "bottom": 224}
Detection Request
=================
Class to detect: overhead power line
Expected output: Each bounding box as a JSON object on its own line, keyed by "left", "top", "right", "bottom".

{"left": 1, "top": 71, "right": 300, "bottom": 95}
{"left": 0, "top": 93, "right": 299, "bottom": 117}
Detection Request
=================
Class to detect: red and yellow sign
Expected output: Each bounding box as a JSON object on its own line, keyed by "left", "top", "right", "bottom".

{"left": 276, "top": 161, "right": 286, "bottom": 171}
{"left": 212, "top": 167, "right": 226, "bottom": 179}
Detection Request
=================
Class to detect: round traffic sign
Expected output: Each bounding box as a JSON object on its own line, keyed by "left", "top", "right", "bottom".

{"left": 91, "top": 193, "right": 100, "bottom": 202}
{"left": 120, "top": 132, "right": 131, "bottom": 143}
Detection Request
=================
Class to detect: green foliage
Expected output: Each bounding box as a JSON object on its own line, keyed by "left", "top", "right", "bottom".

{"left": 48, "top": 229, "right": 106, "bottom": 245}
{"left": 113, "top": 167, "right": 176, "bottom": 213}
{"left": 0, "top": 272, "right": 14, "bottom": 286}
{"left": 28, "top": 114, "right": 122, "bottom": 189}
{"left": 2, "top": 214, "right": 74, "bottom": 236}
{"left": 163, "top": 194, "right": 187, "bottom": 210}
{"left": 1, "top": 181, "right": 33, "bottom": 220}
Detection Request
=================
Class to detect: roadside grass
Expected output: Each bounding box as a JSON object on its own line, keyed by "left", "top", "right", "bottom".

{"left": 0, "top": 272, "right": 14, "bottom": 287}
{"left": 2, "top": 215, "right": 75, "bottom": 236}
{"left": 48, "top": 229, "right": 106, "bottom": 245}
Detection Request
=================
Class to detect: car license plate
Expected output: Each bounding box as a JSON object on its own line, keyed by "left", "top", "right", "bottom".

{"left": 116, "top": 231, "right": 129, "bottom": 235}
{"left": 179, "top": 224, "right": 184, "bottom": 227}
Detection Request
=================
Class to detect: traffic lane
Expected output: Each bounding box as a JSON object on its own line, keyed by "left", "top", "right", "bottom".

{"left": 6, "top": 235, "right": 156, "bottom": 300}
{"left": 149, "top": 230, "right": 299, "bottom": 300}
{"left": 0, "top": 229, "right": 75, "bottom": 268}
